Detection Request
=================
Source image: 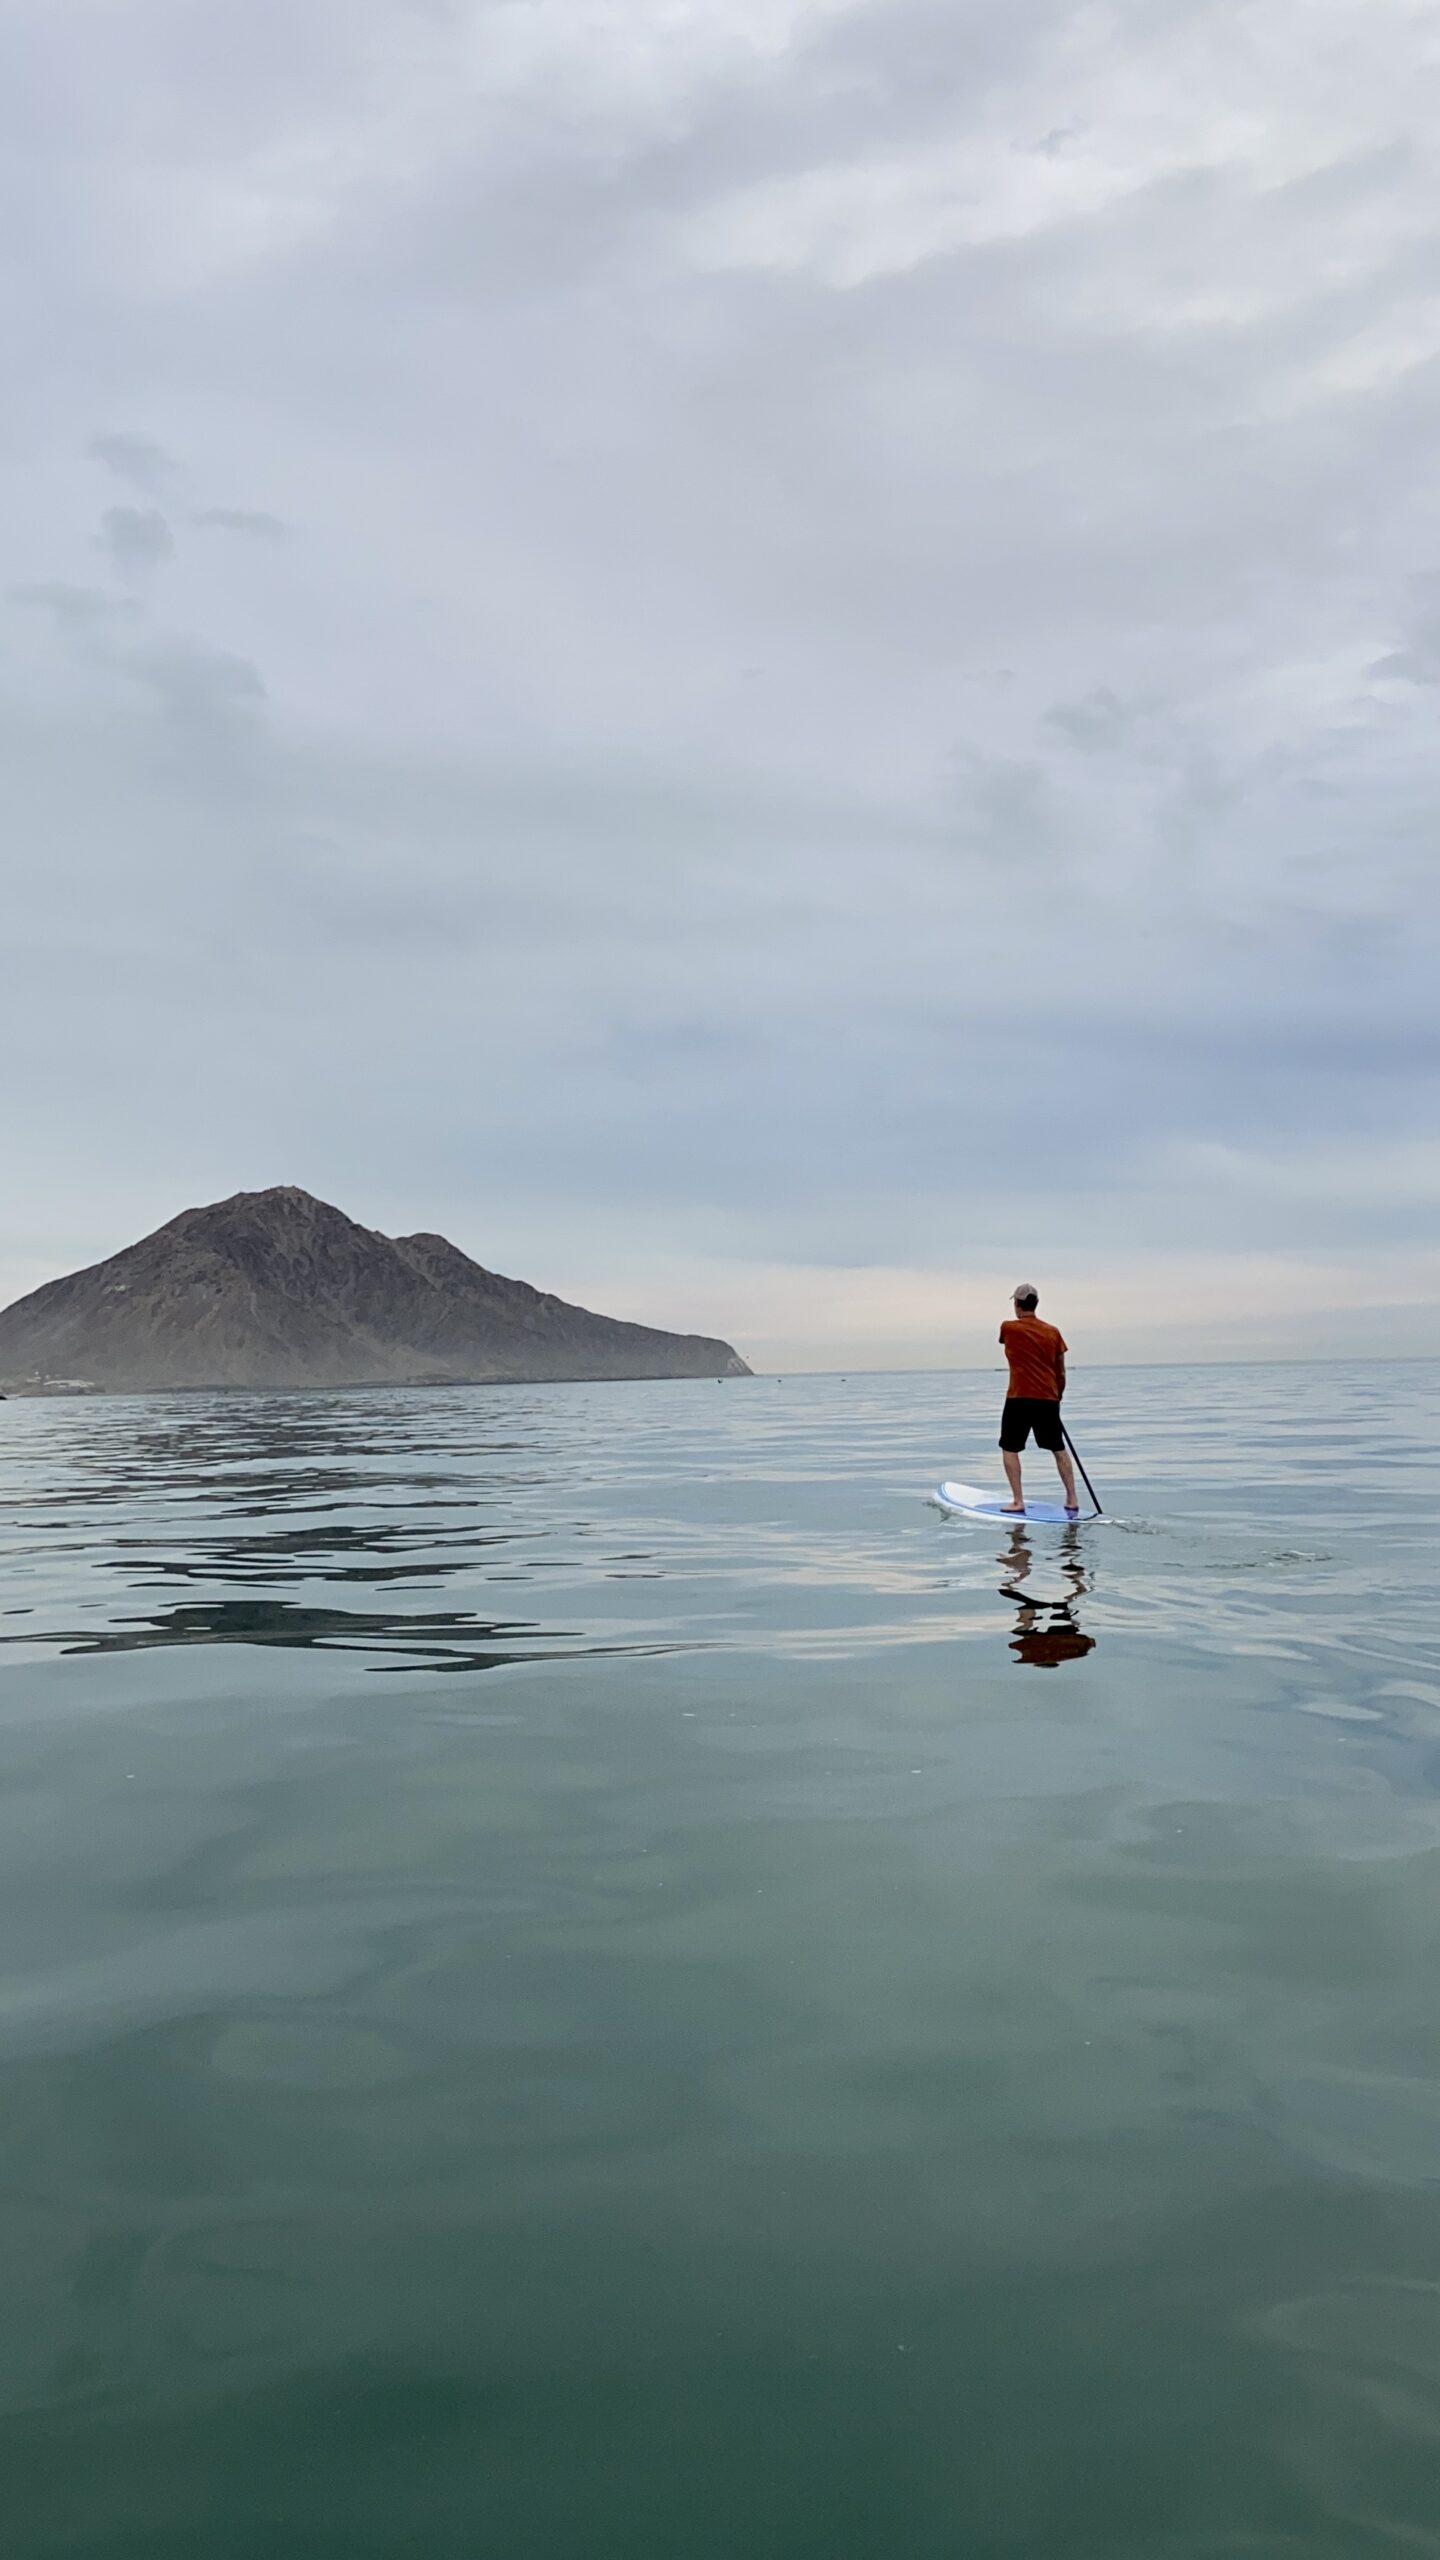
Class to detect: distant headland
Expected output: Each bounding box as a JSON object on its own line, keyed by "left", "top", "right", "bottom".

{"left": 0, "top": 1187, "right": 751, "bottom": 1393}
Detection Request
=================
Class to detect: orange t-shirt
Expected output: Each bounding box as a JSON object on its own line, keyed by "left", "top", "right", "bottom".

{"left": 1000, "top": 1316, "right": 1066, "bottom": 1401}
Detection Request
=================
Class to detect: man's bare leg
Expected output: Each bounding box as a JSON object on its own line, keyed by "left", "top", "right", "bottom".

{"left": 1054, "top": 1446, "right": 1079, "bottom": 1512}
{"left": 1001, "top": 1450, "right": 1025, "bottom": 1512}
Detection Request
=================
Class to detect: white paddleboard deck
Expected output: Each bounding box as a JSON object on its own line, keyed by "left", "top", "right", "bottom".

{"left": 932, "top": 1480, "right": 1092, "bottom": 1525}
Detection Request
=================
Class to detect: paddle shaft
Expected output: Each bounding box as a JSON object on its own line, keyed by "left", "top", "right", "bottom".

{"left": 1060, "top": 1419, "right": 1103, "bottom": 1517}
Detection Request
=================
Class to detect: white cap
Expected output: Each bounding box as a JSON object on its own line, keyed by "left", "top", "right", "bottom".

{"left": 1012, "top": 1282, "right": 1039, "bottom": 1305}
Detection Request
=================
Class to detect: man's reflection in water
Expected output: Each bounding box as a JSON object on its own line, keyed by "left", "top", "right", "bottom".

{"left": 998, "top": 1523, "right": 1096, "bottom": 1667}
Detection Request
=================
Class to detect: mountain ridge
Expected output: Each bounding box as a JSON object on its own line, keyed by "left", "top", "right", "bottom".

{"left": 0, "top": 1187, "right": 751, "bottom": 1390}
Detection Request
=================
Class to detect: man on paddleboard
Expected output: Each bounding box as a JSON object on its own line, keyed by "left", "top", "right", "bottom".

{"left": 998, "top": 1284, "right": 1079, "bottom": 1517}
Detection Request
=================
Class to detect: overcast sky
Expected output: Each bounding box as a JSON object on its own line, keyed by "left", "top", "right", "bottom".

{"left": 4, "top": 0, "right": 1439, "bottom": 1369}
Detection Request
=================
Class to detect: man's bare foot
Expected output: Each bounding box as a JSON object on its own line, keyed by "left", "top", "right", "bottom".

{"left": 1000, "top": 1502, "right": 1025, "bottom": 1514}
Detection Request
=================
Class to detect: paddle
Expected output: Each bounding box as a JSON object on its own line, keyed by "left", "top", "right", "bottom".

{"left": 1061, "top": 1419, "right": 1103, "bottom": 1517}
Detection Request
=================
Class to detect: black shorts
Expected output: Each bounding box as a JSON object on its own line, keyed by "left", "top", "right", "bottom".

{"left": 999, "top": 1397, "right": 1063, "bottom": 1453}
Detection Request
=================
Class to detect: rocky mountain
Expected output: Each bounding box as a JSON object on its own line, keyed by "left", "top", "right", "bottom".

{"left": 0, "top": 1188, "right": 751, "bottom": 1391}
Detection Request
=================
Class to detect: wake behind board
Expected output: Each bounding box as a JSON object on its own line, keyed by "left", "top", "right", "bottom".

{"left": 933, "top": 1480, "right": 1093, "bottom": 1525}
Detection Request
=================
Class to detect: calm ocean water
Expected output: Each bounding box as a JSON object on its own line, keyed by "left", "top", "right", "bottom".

{"left": 3, "top": 1360, "right": 1440, "bottom": 2558}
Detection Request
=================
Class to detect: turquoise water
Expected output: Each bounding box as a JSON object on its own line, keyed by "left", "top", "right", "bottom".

{"left": 3, "top": 1361, "right": 1440, "bottom": 2557}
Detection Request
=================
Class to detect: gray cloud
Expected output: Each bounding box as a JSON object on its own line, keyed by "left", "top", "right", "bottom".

{"left": 86, "top": 430, "right": 179, "bottom": 495}
{"left": 1, "top": 0, "right": 1438, "bottom": 1358}
{"left": 1044, "top": 689, "right": 1139, "bottom": 751}
{"left": 121, "top": 637, "right": 266, "bottom": 728}
{"left": 1370, "top": 575, "right": 1440, "bottom": 684}
{"left": 193, "top": 507, "right": 289, "bottom": 539}
{"left": 96, "top": 504, "right": 175, "bottom": 578}
{"left": 9, "top": 582, "right": 139, "bottom": 638}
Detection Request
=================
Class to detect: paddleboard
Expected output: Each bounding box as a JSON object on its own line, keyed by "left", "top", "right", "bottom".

{"left": 932, "top": 1480, "right": 1093, "bottom": 1525}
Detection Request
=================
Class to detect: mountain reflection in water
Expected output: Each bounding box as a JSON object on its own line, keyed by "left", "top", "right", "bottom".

{"left": 38, "top": 1596, "right": 683, "bottom": 1674}
{"left": 0, "top": 1387, "right": 693, "bottom": 1673}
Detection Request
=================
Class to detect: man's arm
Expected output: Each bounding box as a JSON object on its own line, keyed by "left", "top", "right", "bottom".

{"left": 1055, "top": 1352, "right": 1066, "bottom": 1399}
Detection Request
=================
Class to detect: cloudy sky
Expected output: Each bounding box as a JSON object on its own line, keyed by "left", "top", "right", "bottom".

{"left": 4, "top": 0, "right": 1439, "bottom": 1369}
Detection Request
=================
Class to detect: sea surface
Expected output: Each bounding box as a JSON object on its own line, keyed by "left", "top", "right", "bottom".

{"left": 2, "top": 1360, "right": 1440, "bottom": 2559}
